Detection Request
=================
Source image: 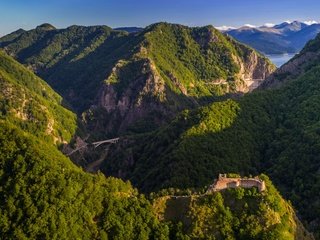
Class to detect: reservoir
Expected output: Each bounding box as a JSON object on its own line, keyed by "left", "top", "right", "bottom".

{"left": 266, "top": 53, "right": 297, "bottom": 67}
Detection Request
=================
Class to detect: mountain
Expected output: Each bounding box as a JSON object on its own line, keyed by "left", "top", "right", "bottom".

{"left": 0, "top": 23, "right": 275, "bottom": 138}
{"left": 225, "top": 21, "right": 320, "bottom": 54}
{"left": 152, "top": 174, "right": 313, "bottom": 240}
{"left": 114, "top": 27, "right": 144, "bottom": 33}
{"left": 0, "top": 50, "right": 166, "bottom": 239}
{"left": 0, "top": 50, "right": 311, "bottom": 239}
{"left": 0, "top": 123, "right": 311, "bottom": 239}
{"left": 260, "top": 32, "right": 320, "bottom": 89}
{"left": 0, "top": 50, "right": 77, "bottom": 143}
{"left": 103, "top": 32, "right": 320, "bottom": 237}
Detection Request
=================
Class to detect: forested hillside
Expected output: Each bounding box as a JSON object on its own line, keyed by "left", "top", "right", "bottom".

{"left": 0, "top": 50, "right": 310, "bottom": 239}
{"left": 0, "top": 50, "right": 76, "bottom": 143}
{"left": 104, "top": 34, "right": 320, "bottom": 237}
{"left": 0, "top": 123, "right": 311, "bottom": 239}
{"left": 152, "top": 175, "right": 313, "bottom": 240}
{"left": 0, "top": 22, "right": 275, "bottom": 137}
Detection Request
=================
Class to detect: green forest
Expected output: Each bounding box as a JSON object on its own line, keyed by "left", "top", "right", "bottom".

{"left": 104, "top": 34, "right": 320, "bottom": 237}
{"left": 0, "top": 22, "right": 320, "bottom": 239}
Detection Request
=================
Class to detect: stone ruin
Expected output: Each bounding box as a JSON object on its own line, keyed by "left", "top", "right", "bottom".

{"left": 207, "top": 174, "right": 266, "bottom": 193}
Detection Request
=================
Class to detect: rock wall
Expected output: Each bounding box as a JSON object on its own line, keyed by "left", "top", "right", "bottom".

{"left": 235, "top": 50, "right": 276, "bottom": 92}
{"left": 207, "top": 174, "right": 266, "bottom": 193}
{"left": 260, "top": 51, "right": 320, "bottom": 90}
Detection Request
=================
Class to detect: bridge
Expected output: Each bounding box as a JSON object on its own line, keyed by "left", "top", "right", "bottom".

{"left": 92, "top": 138, "right": 119, "bottom": 148}
{"left": 66, "top": 137, "right": 120, "bottom": 156}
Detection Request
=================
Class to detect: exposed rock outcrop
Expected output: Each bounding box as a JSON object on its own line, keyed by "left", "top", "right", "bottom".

{"left": 234, "top": 50, "right": 276, "bottom": 91}
{"left": 260, "top": 52, "right": 320, "bottom": 89}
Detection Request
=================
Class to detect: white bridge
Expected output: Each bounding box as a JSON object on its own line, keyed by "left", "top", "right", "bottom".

{"left": 66, "top": 137, "right": 119, "bottom": 156}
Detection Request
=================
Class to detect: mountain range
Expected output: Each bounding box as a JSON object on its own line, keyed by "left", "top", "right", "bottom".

{"left": 0, "top": 22, "right": 275, "bottom": 138}
{"left": 1, "top": 21, "right": 320, "bottom": 239}
{"left": 224, "top": 21, "right": 320, "bottom": 54}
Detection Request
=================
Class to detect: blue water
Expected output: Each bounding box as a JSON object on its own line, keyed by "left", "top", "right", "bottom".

{"left": 266, "top": 53, "right": 297, "bottom": 67}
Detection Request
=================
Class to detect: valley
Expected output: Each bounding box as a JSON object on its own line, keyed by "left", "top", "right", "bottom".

{"left": 1, "top": 5, "right": 320, "bottom": 238}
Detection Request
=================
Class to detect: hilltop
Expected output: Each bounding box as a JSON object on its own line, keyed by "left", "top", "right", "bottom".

{"left": 152, "top": 175, "right": 313, "bottom": 240}
{"left": 103, "top": 30, "right": 320, "bottom": 237}
{"left": 1, "top": 22, "right": 320, "bottom": 238}
{"left": 0, "top": 22, "right": 275, "bottom": 138}
{"left": 0, "top": 52, "right": 310, "bottom": 238}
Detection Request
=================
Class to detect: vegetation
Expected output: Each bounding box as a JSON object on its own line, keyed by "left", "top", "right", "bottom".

{"left": 1, "top": 23, "right": 320, "bottom": 238}
{"left": 0, "top": 50, "right": 307, "bottom": 239}
{"left": 153, "top": 175, "right": 313, "bottom": 240}
{"left": 1, "top": 120, "right": 310, "bottom": 239}
{"left": 0, "top": 121, "right": 169, "bottom": 239}
{"left": 0, "top": 50, "right": 77, "bottom": 143}
{"left": 104, "top": 39, "right": 320, "bottom": 237}
{"left": 0, "top": 23, "right": 274, "bottom": 137}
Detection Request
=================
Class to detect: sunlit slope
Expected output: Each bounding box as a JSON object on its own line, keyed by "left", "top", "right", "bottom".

{"left": 0, "top": 50, "right": 76, "bottom": 143}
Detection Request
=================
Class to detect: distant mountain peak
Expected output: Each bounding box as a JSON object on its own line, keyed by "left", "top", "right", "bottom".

{"left": 243, "top": 24, "right": 257, "bottom": 28}
{"left": 304, "top": 20, "right": 318, "bottom": 25}
{"left": 113, "top": 27, "right": 143, "bottom": 33}
{"left": 261, "top": 23, "right": 275, "bottom": 28}
{"left": 215, "top": 25, "right": 235, "bottom": 31}
{"left": 36, "top": 23, "right": 56, "bottom": 30}
{"left": 225, "top": 20, "right": 320, "bottom": 54}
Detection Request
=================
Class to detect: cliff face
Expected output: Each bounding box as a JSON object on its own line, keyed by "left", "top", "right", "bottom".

{"left": 86, "top": 24, "right": 275, "bottom": 135}
{"left": 89, "top": 58, "right": 169, "bottom": 134}
{"left": 260, "top": 33, "right": 320, "bottom": 89}
{"left": 234, "top": 48, "right": 276, "bottom": 91}
{"left": 0, "top": 22, "right": 275, "bottom": 136}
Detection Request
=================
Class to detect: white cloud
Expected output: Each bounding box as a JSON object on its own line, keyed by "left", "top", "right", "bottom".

{"left": 262, "top": 23, "right": 275, "bottom": 28}
{"left": 215, "top": 26, "right": 235, "bottom": 31}
{"left": 243, "top": 24, "right": 256, "bottom": 28}
{"left": 304, "top": 20, "right": 318, "bottom": 25}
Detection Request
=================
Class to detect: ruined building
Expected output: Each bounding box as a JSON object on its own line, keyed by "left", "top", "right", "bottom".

{"left": 207, "top": 174, "right": 266, "bottom": 193}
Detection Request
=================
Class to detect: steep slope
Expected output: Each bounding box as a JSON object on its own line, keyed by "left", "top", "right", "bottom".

{"left": 226, "top": 21, "right": 320, "bottom": 54}
{"left": 0, "top": 123, "right": 311, "bottom": 239}
{"left": 260, "top": 33, "right": 320, "bottom": 89}
{"left": 0, "top": 122, "right": 168, "bottom": 239}
{"left": 104, "top": 34, "right": 320, "bottom": 237}
{"left": 0, "top": 50, "right": 76, "bottom": 143}
{"left": 153, "top": 175, "right": 313, "bottom": 240}
{"left": 226, "top": 26, "right": 295, "bottom": 54}
{"left": 0, "top": 51, "right": 168, "bottom": 239}
{"left": 0, "top": 28, "right": 25, "bottom": 46}
{"left": 0, "top": 26, "right": 314, "bottom": 239}
{"left": 1, "top": 24, "right": 129, "bottom": 112}
{"left": 0, "top": 23, "right": 275, "bottom": 137}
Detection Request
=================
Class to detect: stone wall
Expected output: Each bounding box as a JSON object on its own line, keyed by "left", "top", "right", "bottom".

{"left": 207, "top": 174, "right": 266, "bottom": 193}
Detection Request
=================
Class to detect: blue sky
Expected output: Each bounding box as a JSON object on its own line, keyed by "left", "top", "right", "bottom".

{"left": 1, "top": 0, "right": 320, "bottom": 36}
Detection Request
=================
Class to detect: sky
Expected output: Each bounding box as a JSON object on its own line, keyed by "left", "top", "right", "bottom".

{"left": 1, "top": 0, "right": 320, "bottom": 36}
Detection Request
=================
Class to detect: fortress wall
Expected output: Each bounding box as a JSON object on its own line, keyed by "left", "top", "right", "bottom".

{"left": 208, "top": 175, "right": 266, "bottom": 193}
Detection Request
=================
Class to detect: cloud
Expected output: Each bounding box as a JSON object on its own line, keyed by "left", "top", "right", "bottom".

{"left": 243, "top": 24, "right": 256, "bottom": 28}
{"left": 262, "top": 23, "right": 275, "bottom": 28}
{"left": 304, "top": 20, "right": 318, "bottom": 25}
{"left": 215, "top": 26, "right": 235, "bottom": 31}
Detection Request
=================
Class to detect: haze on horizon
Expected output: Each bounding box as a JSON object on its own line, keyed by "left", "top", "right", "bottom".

{"left": 1, "top": 0, "right": 320, "bottom": 36}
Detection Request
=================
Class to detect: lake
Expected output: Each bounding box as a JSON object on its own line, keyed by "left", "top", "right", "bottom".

{"left": 266, "top": 53, "right": 297, "bottom": 67}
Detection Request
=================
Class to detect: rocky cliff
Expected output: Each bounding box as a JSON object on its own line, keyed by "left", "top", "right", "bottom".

{"left": 0, "top": 22, "right": 275, "bottom": 136}
{"left": 84, "top": 23, "right": 275, "bottom": 135}
{"left": 260, "top": 33, "right": 320, "bottom": 89}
